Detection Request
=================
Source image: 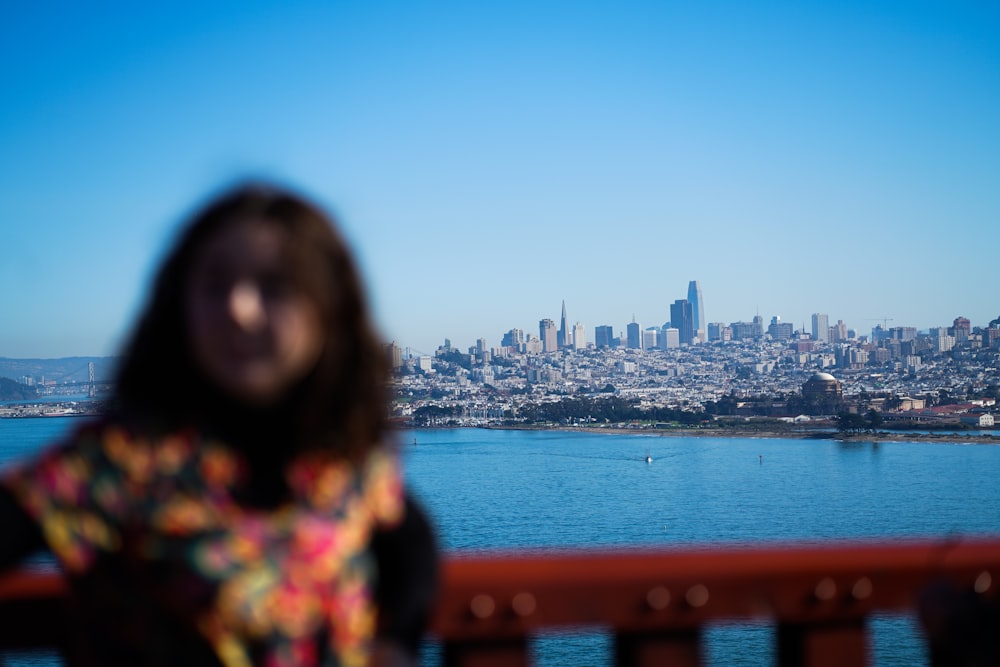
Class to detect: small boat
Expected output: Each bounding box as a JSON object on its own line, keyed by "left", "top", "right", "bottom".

{"left": 645, "top": 453, "right": 652, "bottom": 463}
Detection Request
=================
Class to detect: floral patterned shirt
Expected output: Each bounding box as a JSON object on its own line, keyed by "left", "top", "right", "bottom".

{"left": 1, "top": 420, "right": 404, "bottom": 667}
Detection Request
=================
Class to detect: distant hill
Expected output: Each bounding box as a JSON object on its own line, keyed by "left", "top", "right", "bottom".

{"left": 0, "top": 376, "right": 38, "bottom": 400}
{"left": 0, "top": 357, "right": 118, "bottom": 386}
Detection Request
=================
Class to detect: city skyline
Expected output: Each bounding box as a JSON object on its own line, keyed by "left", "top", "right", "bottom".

{"left": 2, "top": 2, "right": 999, "bottom": 358}
{"left": 420, "top": 292, "right": 990, "bottom": 357}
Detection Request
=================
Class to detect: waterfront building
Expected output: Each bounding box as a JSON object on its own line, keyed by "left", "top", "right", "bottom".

{"left": 811, "top": 313, "right": 829, "bottom": 343}
{"left": 687, "top": 280, "right": 705, "bottom": 343}
{"left": 960, "top": 413, "right": 994, "bottom": 427}
{"left": 802, "top": 371, "right": 843, "bottom": 400}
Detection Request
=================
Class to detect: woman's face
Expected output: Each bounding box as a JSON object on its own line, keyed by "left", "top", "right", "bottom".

{"left": 185, "top": 218, "right": 325, "bottom": 405}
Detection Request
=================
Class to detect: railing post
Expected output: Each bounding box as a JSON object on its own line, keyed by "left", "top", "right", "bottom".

{"left": 776, "top": 619, "right": 869, "bottom": 667}
{"left": 614, "top": 629, "right": 702, "bottom": 667}
{"left": 442, "top": 638, "right": 530, "bottom": 667}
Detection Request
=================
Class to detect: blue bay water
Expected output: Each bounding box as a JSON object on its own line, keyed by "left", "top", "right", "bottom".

{"left": 2, "top": 418, "right": 999, "bottom": 666}
{"left": 401, "top": 428, "right": 1000, "bottom": 667}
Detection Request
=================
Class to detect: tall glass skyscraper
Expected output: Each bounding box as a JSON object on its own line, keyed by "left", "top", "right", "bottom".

{"left": 626, "top": 320, "right": 642, "bottom": 349}
{"left": 670, "top": 299, "right": 694, "bottom": 345}
{"left": 594, "top": 325, "right": 614, "bottom": 349}
{"left": 687, "top": 280, "right": 705, "bottom": 343}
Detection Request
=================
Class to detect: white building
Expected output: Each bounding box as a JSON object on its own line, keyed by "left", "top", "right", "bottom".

{"left": 573, "top": 322, "right": 587, "bottom": 350}
{"left": 960, "top": 413, "right": 995, "bottom": 427}
{"left": 811, "top": 313, "right": 830, "bottom": 343}
{"left": 662, "top": 327, "right": 680, "bottom": 349}
{"left": 643, "top": 327, "right": 659, "bottom": 351}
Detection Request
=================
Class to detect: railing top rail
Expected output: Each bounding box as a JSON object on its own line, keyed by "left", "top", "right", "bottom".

{"left": 0, "top": 536, "right": 997, "bottom": 648}
{"left": 432, "top": 537, "right": 1000, "bottom": 638}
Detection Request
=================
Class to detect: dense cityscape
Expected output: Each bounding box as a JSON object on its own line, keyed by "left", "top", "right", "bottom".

{"left": 3, "top": 281, "right": 999, "bottom": 432}
{"left": 386, "top": 281, "right": 1000, "bottom": 431}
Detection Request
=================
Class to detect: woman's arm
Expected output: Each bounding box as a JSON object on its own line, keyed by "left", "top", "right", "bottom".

{"left": 371, "top": 493, "right": 439, "bottom": 665}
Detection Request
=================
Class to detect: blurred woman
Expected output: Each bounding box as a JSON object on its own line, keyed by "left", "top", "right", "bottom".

{"left": 0, "top": 183, "right": 438, "bottom": 667}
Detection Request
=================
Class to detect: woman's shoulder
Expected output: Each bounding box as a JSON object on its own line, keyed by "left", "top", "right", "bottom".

{"left": 284, "top": 443, "right": 405, "bottom": 524}
{"left": 7, "top": 418, "right": 245, "bottom": 503}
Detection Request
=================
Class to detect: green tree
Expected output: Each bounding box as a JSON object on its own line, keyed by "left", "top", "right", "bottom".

{"left": 864, "top": 409, "right": 883, "bottom": 432}
{"left": 834, "top": 411, "right": 866, "bottom": 434}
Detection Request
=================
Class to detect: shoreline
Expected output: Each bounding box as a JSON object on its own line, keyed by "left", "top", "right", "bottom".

{"left": 561, "top": 427, "right": 1000, "bottom": 444}
{"left": 456, "top": 423, "right": 1000, "bottom": 444}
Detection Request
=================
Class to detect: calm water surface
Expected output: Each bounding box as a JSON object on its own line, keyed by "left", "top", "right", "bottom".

{"left": 401, "top": 427, "right": 1000, "bottom": 666}
{"left": 3, "top": 419, "right": 999, "bottom": 666}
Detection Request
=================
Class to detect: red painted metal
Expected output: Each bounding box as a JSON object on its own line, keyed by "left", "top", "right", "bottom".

{"left": 430, "top": 538, "right": 1000, "bottom": 666}
{"left": 0, "top": 537, "right": 998, "bottom": 666}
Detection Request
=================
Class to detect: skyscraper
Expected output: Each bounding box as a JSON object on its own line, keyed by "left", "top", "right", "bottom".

{"left": 952, "top": 316, "right": 971, "bottom": 343}
{"left": 594, "top": 325, "right": 614, "bottom": 349}
{"left": 811, "top": 313, "right": 830, "bottom": 343}
{"left": 385, "top": 341, "right": 403, "bottom": 370}
{"left": 501, "top": 328, "right": 524, "bottom": 349}
{"left": 558, "top": 300, "right": 571, "bottom": 349}
{"left": 670, "top": 299, "right": 694, "bottom": 345}
{"left": 642, "top": 327, "right": 660, "bottom": 351}
{"left": 768, "top": 315, "right": 793, "bottom": 341}
{"left": 663, "top": 327, "right": 680, "bottom": 349}
{"left": 573, "top": 322, "right": 586, "bottom": 350}
{"left": 539, "top": 319, "right": 557, "bottom": 352}
{"left": 626, "top": 320, "right": 642, "bottom": 350}
{"left": 687, "top": 280, "right": 705, "bottom": 343}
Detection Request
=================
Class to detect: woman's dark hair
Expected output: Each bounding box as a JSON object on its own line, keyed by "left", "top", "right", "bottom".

{"left": 113, "top": 183, "right": 389, "bottom": 460}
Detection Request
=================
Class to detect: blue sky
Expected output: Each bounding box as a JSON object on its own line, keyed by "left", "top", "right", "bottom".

{"left": 2, "top": 0, "right": 998, "bottom": 358}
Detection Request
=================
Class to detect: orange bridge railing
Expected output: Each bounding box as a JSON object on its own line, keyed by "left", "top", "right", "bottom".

{"left": 1, "top": 537, "right": 998, "bottom": 666}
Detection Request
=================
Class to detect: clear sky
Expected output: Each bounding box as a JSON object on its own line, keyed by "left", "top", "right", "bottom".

{"left": 2, "top": 0, "right": 998, "bottom": 359}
